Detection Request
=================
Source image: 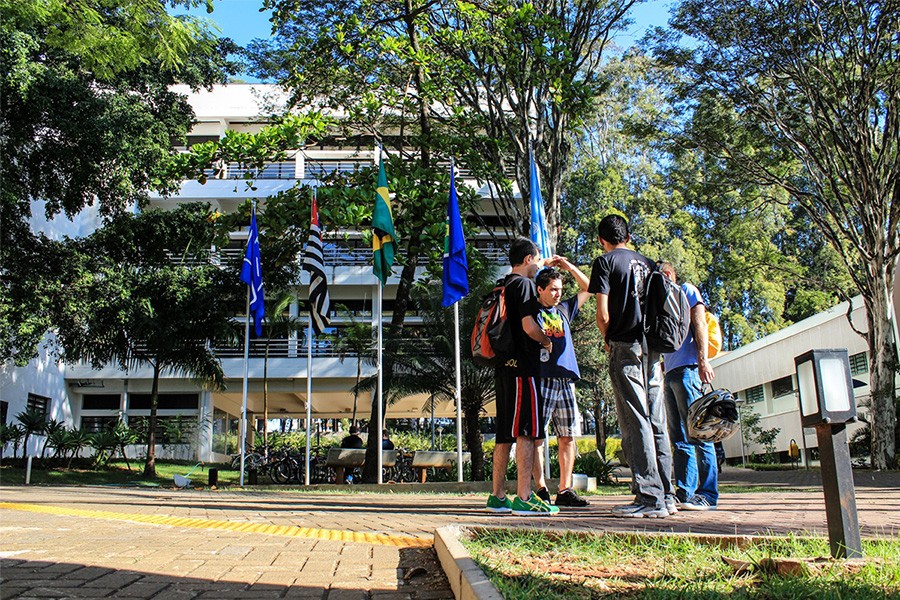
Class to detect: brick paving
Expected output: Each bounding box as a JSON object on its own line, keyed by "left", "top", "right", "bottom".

{"left": 1, "top": 470, "right": 898, "bottom": 599}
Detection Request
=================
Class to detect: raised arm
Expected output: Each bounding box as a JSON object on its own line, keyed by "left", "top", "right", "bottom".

{"left": 550, "top": 255, "right": 591, "bottom": 307}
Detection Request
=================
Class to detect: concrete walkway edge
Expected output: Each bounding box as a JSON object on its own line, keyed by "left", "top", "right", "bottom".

{"left": 434, "top": 526, "right": 503, "bottom": 600}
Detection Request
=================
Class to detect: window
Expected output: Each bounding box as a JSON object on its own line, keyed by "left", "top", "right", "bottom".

{"left": 82, "top": 394, "right": 120, "bottom": 410}
{"left": 80, "top": 416, "right": 118, "bottom": 433}
{"left": 771, "top": 376, "right": 794, "bottom": 399}
{"left": 850, "top": 352, "right": 868, "bottom": 376}
{"left": 26, "top": 393, "right": 50, "bottom": 419}
{"left": 743, "top": 385, "right": 764, "bottom": 404}
{"left": 0, "top": 400, "right": 7, "bottom": 425}
{"left": 129, "top": 394, "right": 199, "bottom": 411}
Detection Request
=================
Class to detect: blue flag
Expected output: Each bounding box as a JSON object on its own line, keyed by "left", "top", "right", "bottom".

{"left": 240, "top": 208, "right": 265, "bottom": 337}
{"left": 442, "top": 160, "right": 469, "bottom": 307}
{"left": 529, "top": 145, "right": 553, "bottom": 260}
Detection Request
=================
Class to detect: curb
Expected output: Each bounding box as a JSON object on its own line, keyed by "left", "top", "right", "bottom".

{"left": 434, "top": 526, "right": 503, "bottom": 600}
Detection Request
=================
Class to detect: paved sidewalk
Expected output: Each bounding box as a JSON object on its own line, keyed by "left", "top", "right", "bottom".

{"left": 1, "top": 481, "right": 898, "bottom": 599}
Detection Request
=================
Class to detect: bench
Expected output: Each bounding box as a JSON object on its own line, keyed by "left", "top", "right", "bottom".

{"left": 325, "top": 448, "right": 397, "bottom": 469}
{"left": 411, "top": 451, "right": 471, "bottom": 483}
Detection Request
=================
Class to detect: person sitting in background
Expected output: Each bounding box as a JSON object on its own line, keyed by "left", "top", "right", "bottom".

{"left": 336, "top": 425, "right": 364, "bottom": 483}
{"left": 341, "top": 425, "right": 364, "bottom": 449}
{"left": 382, "top": 429, "right": 395, "bottom": 450}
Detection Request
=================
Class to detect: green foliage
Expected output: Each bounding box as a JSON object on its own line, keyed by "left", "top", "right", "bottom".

{"left": 741, "top": 408, "right": 781, "bottom": 464}
{"left": 0, "top": 424, "right": 25, "bottom": 460}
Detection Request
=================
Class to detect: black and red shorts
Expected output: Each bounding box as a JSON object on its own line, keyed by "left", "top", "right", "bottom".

{"left": 495, "top": 370, "right": 545, "bottom": 444}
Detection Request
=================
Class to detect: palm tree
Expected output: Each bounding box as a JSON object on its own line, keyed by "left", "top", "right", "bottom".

{"left": 331, "top": 307, "right": 375, "bottom": 426}
{"left": 16, "top": 408, "right": 47, "bottom": 458}
{"left": 41, "top": 419, "right": 66, "bottom": 458}
{"left": 356, "top": 272, "right": 497, "bottom": 481}
{"left": 261, "top": 293, "right": 304, "bottom": 453}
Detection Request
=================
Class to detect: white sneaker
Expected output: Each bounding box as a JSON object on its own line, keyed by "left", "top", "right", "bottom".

{"left": 681, "top": 495, "right": 717, "bottom": 511}
{"left": 612, "top": 503, "right": 668, "bottom": 518}
{"left": 665, "top": 496, "right": 678, "bottom": 515}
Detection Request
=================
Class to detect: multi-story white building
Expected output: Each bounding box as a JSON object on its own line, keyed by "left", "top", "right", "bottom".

{"left": 1, "top": 84, "right": 516, "bottom": 461}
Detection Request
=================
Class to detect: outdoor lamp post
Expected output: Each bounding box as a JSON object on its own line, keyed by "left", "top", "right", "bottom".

{"left": 794, "top": 349, "right": 862, "bottom": 559}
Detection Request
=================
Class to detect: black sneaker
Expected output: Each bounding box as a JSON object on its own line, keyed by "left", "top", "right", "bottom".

{"left": 536, "top": 487, "right": 552, "bottom": 504}
{"left": 555, "top": 488, "right": 589, "bottom": 507}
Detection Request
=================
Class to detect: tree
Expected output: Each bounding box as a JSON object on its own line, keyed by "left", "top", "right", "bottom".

{"left": 51, "top": 205, "right": 241, "bottom": 477}
{"left": 331, "top": 311, "right": 375, "bottom": 425}
{"left": 0, "top": 0, "right": 238, "bottom": 365}
{"left": 655, "top": 0, "right": 900, "bottom": 468}
{"left": 430, "top": 0, "right": 637, "bottom": 243}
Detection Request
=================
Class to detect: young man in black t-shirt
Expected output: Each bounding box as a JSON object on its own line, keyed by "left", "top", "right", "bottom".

{"left": 587, "top": 215, "right": 673, "bottom": 518}
{"left": 486, "top": 237, "right": 559, "bottom": 516}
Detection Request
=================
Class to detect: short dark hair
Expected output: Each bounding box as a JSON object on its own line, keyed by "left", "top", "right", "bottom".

{"left": 508, "top": 237, "right": 540, "bottom": 266}
{"left": 382, "top": 429, "right": 390, "bottom": 437}
{"left": 349, "top": 425, "right": 359, "bottom": 434}
{"left": 535, "top": 267, "right": 562, "bottom": 290}
{"left": 598, "top": 215, "right": 629, "bottom": 245}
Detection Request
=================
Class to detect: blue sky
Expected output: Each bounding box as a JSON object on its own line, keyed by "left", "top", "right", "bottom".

{"left": 179, "top": 0, "right": 674, "bottom": 79}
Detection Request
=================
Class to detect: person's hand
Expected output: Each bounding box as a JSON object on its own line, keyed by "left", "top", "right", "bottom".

{"left": 698, "top": 358, "right": 715, "bottom": 384}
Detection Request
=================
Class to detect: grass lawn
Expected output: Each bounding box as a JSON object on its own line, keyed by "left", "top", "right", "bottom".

{"left": 462, "top": 528, "right": 900, "bottom": 599}
{"left": 0, "top": 460, "right": 242, "bottom": 488}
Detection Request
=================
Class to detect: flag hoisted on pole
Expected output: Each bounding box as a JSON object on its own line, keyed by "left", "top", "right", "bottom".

{"left": 238, "top": 203, "right": 264, "bottom": 486}
{"left": 529, "top": 143, "right": 554, "bottom": 480}
{"left": 241, "top": 208, "right": 266, "bottom": 336}
{"left": 442, "top": 159, "right": 469, "bottom": 307}
{"left": 302, "top": 189, "right": 331, "bottom": 484}
{"left": 372, "top": 147, "right": 396, "bottom": 484}
{"left": 303, "top": 189, "right": 331, "bottom": 335}
{"left": 529, "top": 143, "right": 553, "bottom": 260}
{"left": 372, "top": 150, "right": 397, "bottom": 286}
{"left": 442, "top": 159, "right": 469, "bottom": 482}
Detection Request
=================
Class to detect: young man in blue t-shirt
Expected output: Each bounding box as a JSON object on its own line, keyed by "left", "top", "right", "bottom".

{"left": 659, "top": 262, "right": 719, "bottom": 511}
{"left": 530, "top": 256, "right": 592, "bottom": 507}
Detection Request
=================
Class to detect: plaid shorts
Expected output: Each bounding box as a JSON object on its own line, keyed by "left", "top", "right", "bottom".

{"left": 540, "top": 377, "right": 581, "bottom": 438}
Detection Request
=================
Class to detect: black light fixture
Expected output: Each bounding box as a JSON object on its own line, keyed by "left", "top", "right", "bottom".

{"left": 794, "top": 348, "right": 862, "bottom": 559}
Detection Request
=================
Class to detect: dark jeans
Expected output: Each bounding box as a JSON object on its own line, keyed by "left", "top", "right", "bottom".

{"left": 608, "top": 340, "right": 673, "bottom": 508}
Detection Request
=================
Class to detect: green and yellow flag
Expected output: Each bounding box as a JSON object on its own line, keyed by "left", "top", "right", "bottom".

{"left": 372, "top": 153, "right": 397, "bottom": 285}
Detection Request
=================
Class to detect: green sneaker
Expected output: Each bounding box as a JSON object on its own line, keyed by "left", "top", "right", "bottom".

{"left": 486, "top": 494, "right": 512, "bottom": 513}
{"left": 511, "top": 493, "right": 560, "bottom": 516}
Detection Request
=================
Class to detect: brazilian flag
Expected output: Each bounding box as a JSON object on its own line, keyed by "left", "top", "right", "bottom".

{"left": 372, "top": 153, "right": 397, "bottom": 285}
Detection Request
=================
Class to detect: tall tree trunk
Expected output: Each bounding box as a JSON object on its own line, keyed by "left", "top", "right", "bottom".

{"left": 593, "top": 394, "right": 607, "bottom": 458}
{"left": 864, "top": 262, "right": 898, "bottom": 469}
{"left": 143, "top": 362, "right": 161, "bottom": 478}
{"left": 463, "top": 399, "right": 485, "bottom": 481}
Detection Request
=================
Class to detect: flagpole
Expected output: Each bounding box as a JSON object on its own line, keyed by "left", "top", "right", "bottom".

{"left": 454, "top": 302, "right": 463, "bottom": 482}
{"left": 305, "top": 316, "right": 313, "bottom": 486}
{"left": 376, "top": 282, "right": 384, "bottom": 484}
{"left": 240, "top": 289, "right": 251, "bottom": 487}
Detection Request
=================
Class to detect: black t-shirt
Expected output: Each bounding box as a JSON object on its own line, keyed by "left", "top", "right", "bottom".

{"left": 502, "top": 273, "right": 540, "bottom": 375}
{"left": 341, "top": 434, "right": 364, "bottom": 449}
{"left": 588, "top": 247, "right": 654, "bottom": 343}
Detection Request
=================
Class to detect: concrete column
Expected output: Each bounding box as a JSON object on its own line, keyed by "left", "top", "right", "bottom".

{"left": 197, "top": 390, "right": 214, "bottom": 462}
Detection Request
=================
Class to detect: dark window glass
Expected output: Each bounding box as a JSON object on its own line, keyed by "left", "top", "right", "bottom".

{"left": 82, "top": 394, "right": 121, "bottom": 410}
{"left": 129, "top": 394, "right": 199, "bottom": 410}
{"left": 80, "top": 416, "right": 118, "bottom": 433}
{"left": 771, "top": 376, "right": 794, "bottom": 398}
{"left": 743, "top": 385, "right": 765, "bottom": 404}
{"left": 850, "top": 352, "right": 868, "bottom": 376}
{"left": 26, "top": 393, "right": 50, "bottom": 419}
{"left": 1, "top": 401, "right": 7, "bottom": 424}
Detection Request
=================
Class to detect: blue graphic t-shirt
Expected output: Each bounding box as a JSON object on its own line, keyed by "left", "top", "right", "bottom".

{"left": 536, "top": 296, "right": 581, "bottom": 380}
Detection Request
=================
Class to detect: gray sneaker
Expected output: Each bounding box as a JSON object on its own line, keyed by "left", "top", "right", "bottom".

{"left": 612, "top": 503, "right": 668, "bottom": 518}
{"left": 681, "top": 495, "right": 717, "bottom": 511}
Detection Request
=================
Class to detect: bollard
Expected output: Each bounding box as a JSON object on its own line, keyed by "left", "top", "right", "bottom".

{"left": 208, "top": 468, "right": 219, "bottom": 487}
{"left": 248, "top": 468, "right": 258, "bottom": 485}
{"left": 25, "top": 455, "right": 33, "bottom": 485}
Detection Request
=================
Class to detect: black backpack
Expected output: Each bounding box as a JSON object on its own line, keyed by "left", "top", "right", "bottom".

{"left": 643, "top": 267, "right": 690, "bottom": 353}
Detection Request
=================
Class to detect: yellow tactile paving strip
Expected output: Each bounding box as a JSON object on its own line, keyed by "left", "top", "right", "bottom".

{"left": 0, "top": 502, "right": 432, "bottom": 548}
